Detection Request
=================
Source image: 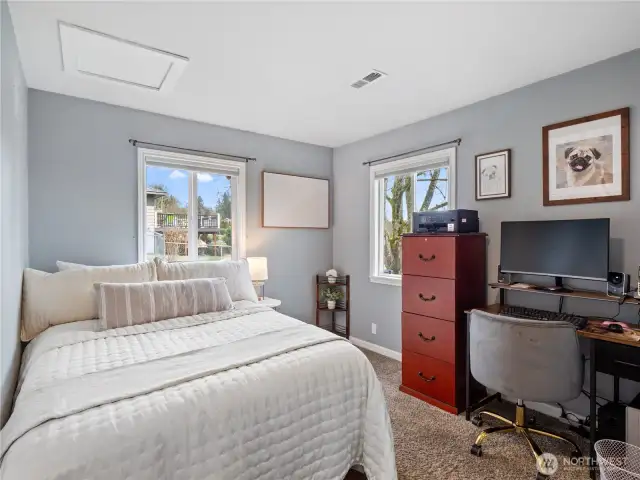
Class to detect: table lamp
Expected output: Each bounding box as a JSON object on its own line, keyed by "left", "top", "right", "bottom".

{"left": 247, "top": 257, "right": 268, "bottom": 300}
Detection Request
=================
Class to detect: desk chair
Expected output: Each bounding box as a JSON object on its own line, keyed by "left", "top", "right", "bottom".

{"left": 468, "top": 310, "right": 583, "bottom": 479}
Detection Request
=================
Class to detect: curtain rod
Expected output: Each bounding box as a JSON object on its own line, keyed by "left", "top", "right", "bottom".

{"left": 362, "top": 138, "right": 462, "bottom": 166}
{"left": 129, "top": 139, "right": 257, "bottom": 163}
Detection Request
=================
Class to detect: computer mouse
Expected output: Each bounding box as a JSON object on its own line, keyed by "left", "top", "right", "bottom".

{"left": 607, "top": 323, "right": 625, "bottom": 334}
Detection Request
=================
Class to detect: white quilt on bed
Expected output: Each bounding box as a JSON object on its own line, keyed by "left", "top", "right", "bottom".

{"left": 0, "top": 307, "right": 396, "bottom": 480}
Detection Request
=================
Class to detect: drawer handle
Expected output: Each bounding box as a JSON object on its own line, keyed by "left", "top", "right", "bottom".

{"left": 418, "top": 254, "right": 436, "bottom": 262}
{"left": 418, "top": 293, "right": 436, "bottom": 302}
{"left": 418, "top": 372, "right": 436, "bottom": 382}
{"left": 418, "top": 332, "right": 436, "bottom": 342}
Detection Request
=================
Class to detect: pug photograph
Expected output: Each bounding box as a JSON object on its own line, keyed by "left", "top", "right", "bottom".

{"left": 555, "top": 135, "right": 614, "bottom": 188}
{"left": 544, "top": 107, "right": 628, "bottom": 206}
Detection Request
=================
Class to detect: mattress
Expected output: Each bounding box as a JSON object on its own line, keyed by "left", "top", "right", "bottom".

{"left": 0, "top": 306, "right": 396, "bottom": 480}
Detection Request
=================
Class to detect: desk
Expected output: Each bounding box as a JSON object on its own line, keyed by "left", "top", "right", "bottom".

{"left": 465, "top": 304, "right": 640, "bottom": 479}
{"left": 488, "top": 282, "right": 640, "bottom": 306}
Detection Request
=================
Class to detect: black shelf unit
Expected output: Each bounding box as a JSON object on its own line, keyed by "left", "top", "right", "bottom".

{"left": 315, "top": 275, "right": 350, "bottom": 338}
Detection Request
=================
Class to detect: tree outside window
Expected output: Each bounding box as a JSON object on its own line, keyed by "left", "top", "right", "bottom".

{"left": 382, "top": 168, "right": 449, "bottom": 274}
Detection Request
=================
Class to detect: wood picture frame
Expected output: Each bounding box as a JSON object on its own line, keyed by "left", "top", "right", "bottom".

{"left": 475, "top": 149, "right": 511, "bottom": 200}
{"left": 261, "top": 171, "right": 330, "bottom": 229}
{"left": 543, "top": 107, "right": 630, "bottom": 206}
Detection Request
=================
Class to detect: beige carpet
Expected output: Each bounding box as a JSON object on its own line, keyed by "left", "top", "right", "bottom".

{"left": 360, "top": 348, "right": 590, "bottom": 480}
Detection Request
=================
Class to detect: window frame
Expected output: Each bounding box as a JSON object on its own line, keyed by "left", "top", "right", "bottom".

{"left": 369, "top": 146, "right": 456, "bottom": 286}
{"left": 137, "top": 147, "right": 246, "bottom": 262}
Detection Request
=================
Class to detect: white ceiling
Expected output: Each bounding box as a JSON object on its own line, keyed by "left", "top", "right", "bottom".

{"left": 9, "top": 2, "right": 640, "bottom": 147}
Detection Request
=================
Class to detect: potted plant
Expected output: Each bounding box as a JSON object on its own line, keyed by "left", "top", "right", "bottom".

{"left": 323, "top": 287, "right": 344, "bottom": 310}
{"left": 326, "top": 269, "right": 338, "bottom": 284}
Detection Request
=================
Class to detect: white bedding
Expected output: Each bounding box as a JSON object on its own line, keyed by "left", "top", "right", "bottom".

{"left": 1, "top": 306, "right": 396, "bottom": 480}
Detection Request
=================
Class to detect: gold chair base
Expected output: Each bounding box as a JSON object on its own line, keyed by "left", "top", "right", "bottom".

{"left": 470, "top": 403, "right": 582, "bottom": 478}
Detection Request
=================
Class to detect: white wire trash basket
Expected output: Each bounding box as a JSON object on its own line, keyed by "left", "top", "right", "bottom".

{"left": 595, "top": 439, "right": 640, "bottom": 480}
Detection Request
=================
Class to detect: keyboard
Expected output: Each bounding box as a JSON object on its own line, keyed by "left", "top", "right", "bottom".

{"left": 498, "top": 305, "right": 588, "bottom": 330}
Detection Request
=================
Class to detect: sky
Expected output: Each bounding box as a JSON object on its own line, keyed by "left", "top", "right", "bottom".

{"left": 146, "top": 166, "right": 230, "bottom": 209}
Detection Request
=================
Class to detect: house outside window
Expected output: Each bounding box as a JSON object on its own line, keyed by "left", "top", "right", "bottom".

{"left": 138, "top": 148, "right": 246, "bottom": 262}
{"left": 369, "top": 147, "right": 456, "bottom": 286}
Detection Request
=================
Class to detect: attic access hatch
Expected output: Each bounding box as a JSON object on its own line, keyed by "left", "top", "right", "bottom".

{"left": 59, "top": 22, "right": 189, "bottom": 92}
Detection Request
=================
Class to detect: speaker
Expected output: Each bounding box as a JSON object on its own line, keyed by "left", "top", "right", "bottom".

{"left": 607, "top": 271, "right": 630, "bottom": 298}
{"left": 497, "top": 264, "right": 512, "bottom": 285}
{"left": 599, "top": 402, "right": 626, "bottom": 442}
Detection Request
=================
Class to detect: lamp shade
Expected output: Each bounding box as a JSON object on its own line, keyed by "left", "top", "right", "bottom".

{"left": 247, "top": 257, "right": 268, "bottom": 282}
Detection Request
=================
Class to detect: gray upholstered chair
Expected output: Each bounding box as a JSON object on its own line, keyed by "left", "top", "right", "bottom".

{"left": 468, "top": 309, "right": 584, "bottom": 479}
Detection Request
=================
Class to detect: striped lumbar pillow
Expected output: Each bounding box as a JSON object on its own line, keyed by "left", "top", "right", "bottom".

{"left": 97, "top": 278, "right": 233, "bottom": 330}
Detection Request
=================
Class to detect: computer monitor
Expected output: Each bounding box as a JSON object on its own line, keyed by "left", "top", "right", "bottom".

{"left": 500, "top": 218, "right": 610, "bottom": 283}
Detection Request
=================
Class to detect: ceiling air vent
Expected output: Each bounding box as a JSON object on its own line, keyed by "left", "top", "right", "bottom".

{"left": 350, "top": 69, "right": 387, "bottom": 89}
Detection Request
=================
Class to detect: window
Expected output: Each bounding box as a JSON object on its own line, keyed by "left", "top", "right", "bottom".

{"left": 369, "top": 147, "right": 456, "bottom": 286}
{"left": 138, "top": 148, "right": 246, "bottom": 262}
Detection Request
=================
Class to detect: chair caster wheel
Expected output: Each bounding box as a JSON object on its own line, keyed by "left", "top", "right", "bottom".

{"left": 470, "top": 444, "right": 483, "bottom": 457}
{"left": 570, "top": 450, "right": 582, "bottom": 460}
{"left": 536, "top": 473, "right": 549, "bottom": 480}
{"left": 471, "top": 416, "right": 484, "bottom": 427}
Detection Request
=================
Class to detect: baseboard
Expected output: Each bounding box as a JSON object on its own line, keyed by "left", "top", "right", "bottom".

{"left": 349, "top": 337, "right": 402, "bottom": 362}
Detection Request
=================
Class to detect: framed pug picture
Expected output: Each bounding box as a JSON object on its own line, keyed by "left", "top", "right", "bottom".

{"left": 543, "top": 107, "right": 630, "bottom": 206}
{"left": 475, "top": 149, "right": 511, "bottom": 200}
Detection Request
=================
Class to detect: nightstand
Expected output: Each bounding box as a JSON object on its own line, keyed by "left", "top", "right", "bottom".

{"left": 259, "top": 297, "right": 281, "bottom": 311}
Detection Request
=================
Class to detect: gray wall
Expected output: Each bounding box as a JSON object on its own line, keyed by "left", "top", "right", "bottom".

{"left": 1, "top": 1, "right": 29, "bottom": 427}
{"left": 28, "top": 91, "right": 333, "bottom": 323}
{"left": 333, "top": 49, "right": 640, "bottom": 408}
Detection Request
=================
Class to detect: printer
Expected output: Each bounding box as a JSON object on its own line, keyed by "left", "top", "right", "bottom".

{"left": 412, "top": 209, "right": 479, "bottom": 234}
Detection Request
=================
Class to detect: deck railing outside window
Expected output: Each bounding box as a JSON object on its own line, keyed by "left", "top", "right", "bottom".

{"left": 156, "top": 213, "right": 220, "bottom": 230}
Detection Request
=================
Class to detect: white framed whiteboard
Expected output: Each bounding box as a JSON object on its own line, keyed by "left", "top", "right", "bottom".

{"left": 262, "top": 171, "right": 330, "bottom": 229}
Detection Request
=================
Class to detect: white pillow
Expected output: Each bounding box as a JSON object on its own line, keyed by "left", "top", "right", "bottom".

{"left": 154, "top": 258, "right": 258, "bottom": 303}
{"left": 57, "top": 260, "right": 158, "bottom": 281}
{"left": 21, "top": 261, "right": 157, "bottom": 341}
{"left": 57, "top": 260, "right": 93, "bottom": 271}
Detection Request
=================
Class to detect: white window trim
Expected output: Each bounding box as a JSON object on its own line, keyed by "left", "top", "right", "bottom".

{"left": 369, "top": 146, "right": 457, "bottom": 286}
{"left": 137, "top": 147, "right": 246, "bottom": 262}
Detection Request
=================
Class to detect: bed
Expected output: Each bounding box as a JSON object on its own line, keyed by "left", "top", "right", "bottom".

{"left": 0, "top": 303, "right": 397, "bottom": 479}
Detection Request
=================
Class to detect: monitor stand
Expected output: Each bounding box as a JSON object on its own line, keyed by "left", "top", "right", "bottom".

{"left": 534, "top": 277, "right": 573, "bottom": 293}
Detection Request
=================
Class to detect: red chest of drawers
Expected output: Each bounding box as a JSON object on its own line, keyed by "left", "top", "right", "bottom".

{"left": 400, "top": 233, "right": 487, "bottom": 414}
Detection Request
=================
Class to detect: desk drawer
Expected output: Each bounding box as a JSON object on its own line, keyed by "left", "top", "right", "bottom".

{"left": 402, "top": 350, "right": 456, "bottom": 405}
{"left": 402, "top": 275, "right": 456, "bottom": 321}
{"left": 402, "top": 236, "right": 455, "bottom": 279}
{"left": 402, "top": 313, "right": 455, "bottom": 363}
{"left": 595, "top": 342, "right": 640, "bottom": 382}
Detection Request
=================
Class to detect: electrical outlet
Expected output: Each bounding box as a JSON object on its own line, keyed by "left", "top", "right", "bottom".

{"left": 372, "top": 323, "right": 377, "bottom": 334}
